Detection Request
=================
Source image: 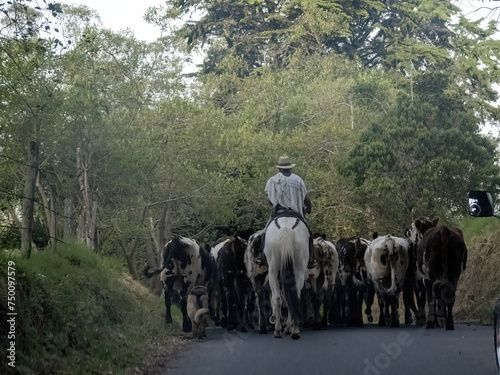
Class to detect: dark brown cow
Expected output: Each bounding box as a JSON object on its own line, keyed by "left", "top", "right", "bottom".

{"left": 411, "top": 222, "right": 468, "bottom": 330}
{"left": 213, "top": 236, "right": 255, "bottom": 332}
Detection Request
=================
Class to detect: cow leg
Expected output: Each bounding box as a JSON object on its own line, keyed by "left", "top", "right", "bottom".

{"left": 364, "top": 285, "right": 375, "bottom": 323}
{"left": 311, "top": 280, "right": 322, "bottom": 330}
{"left": 391, "top": 294, "right": 400, "bottom": 328}
{"left": 354, "top": 289, "right": 364, "bottom": 327}
{"left": 219, "top": 282, "right": 228, "bottom": 328}
{"left": 180, "top": 294, "right": 192, "bottom": 333}
{"left": 415, "top": 279, "right": 427, "bottom": 326}
{"left": 257, "top": 288, "right": 270, "bottom": 334}
{"left": 244, "top": 289, "right": 256, "bottom": 331}
{"left": 403, "top": 279, "right": 414, "bottom": 325}
{"left": 376, "top": 292, "right": 386, "bottom": 327}
{"left": 222, "top": 273, "right": 238, "bottom": 331}
{"left": 330, "top": 287, "right": 343, "bottom": 325}
{"left": 208, "top": 286, "right": 221, "bottom": 326}
{"left": 425, "top": 279, "right": 437, "bottom": 329}
{"left": 321, "top": 289, "right": 334, "bottom": 328}
{"left": 441, "top": 279, "right": 457, "bottom": 330}
{"left": 163, "top": 277, "right": 175, "bottom": 323}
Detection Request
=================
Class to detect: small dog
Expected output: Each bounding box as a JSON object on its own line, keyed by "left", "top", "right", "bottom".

{"left": 187, "top": 285, "right": 210, "bottom": 339}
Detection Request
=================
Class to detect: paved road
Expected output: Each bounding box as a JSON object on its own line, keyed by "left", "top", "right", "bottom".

{"left": 162, "top": 324, "right": 496, "bottom": 375}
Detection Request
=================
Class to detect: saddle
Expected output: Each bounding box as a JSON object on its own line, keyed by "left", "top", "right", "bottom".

{"left": 254, "top": 206, "right": 315, "bottom": 268}
{"left": 272, "top": 206, "right": 311, "bottom": 233}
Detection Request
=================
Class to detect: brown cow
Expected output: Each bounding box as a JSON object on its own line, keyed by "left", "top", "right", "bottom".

{"left": 412, "top": 222, "right": 468, "bottom": 330}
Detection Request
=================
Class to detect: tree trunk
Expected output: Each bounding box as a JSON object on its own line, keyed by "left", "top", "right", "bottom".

{"left": 76, "top": 146, "right": 91, "bottom": 247}
{"left": 64, "top": 197, "right": 75, "bottom": 240}
{"left": 21, "top": 140, "right": 39, "bottom": 258}
{"left": 36, "top": 173, "right": 56, "bottom": 249}
{"left": 119, "top": 239, "right": 139, "bottom": 280}
{"left": 49, "top": 185, "right": 57, "bottom": 249}
{"left": 89, "top": 200, "right": 98, "bottom": 250}
{"left": 145, "top": 235, "right": 163, "bottom": 296}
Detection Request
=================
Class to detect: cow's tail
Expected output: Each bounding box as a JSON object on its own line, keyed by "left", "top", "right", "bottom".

{"left": 279, "top": 227, "right": 303, "bottom": 323}
{"left": 440, "top": 226, "right": 450, "bottom": 282}
{"left": 386, "top": 236, "right": 398, "bottom": 295}
{"left": 194, "top": 308, "right": 210, "bottom": 323}
{"left": 143, "top": 264, "right": 166, "bottom": 278}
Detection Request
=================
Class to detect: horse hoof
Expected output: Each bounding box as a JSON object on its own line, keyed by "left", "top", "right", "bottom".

{"left": 291, "top": 333, "right": 301, "bottom": 340}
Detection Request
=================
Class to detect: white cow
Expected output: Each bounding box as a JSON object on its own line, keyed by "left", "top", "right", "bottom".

{"left": 365, "top": 235, "right": 409, "bottom": 327}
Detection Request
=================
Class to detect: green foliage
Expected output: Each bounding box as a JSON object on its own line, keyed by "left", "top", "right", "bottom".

{"left": 340, "top": 93, "right": 500, "bottom": 233}
{"left": 0, "top": 244, "right": 181, "bottom": 374}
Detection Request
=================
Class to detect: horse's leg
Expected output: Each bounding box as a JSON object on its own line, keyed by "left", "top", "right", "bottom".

{"left": 268, "top": 273, "right": 283, "bottom": 338}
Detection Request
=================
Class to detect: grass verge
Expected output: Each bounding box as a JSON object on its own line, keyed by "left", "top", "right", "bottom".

{"left": 0, "top": 243, "right": 190, "bottom": 375}
{"left": 454, "top": 217, "right": 500, "bottom": 325}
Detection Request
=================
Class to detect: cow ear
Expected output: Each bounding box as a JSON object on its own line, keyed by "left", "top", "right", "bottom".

{"left": 205, "top": 244, "right": 211, "bottom": 253}
{"left": 404, "top": 228, "right": 409, "bottom": 238}
{"left": 372, "top": 232, "right": 378, "bottom": 240}
{"left": 432, "top": 218, "right": 439, "bottom": 226}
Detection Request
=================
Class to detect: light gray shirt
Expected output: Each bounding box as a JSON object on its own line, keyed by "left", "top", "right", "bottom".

{"left": 265, "top": 172, "right": 308, "bottom": 216}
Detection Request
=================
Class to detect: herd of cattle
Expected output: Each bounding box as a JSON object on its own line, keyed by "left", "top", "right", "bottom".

{"left": 143, "top": 216, "right": 468, "bottom": 339}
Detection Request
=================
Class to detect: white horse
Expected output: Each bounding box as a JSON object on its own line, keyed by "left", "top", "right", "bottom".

{"left": 264, "top": 216, "right": 309, "bottom": 339}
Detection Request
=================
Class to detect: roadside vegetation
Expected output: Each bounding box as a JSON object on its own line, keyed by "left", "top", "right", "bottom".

{"left": 1, "top": 0, "right": 500, "bottom": 372}
{"left": 0, "top": 243, "right": 188, "bottom": 375}
{"left": 455, "top": 217, "right": 500, "bottom": 324}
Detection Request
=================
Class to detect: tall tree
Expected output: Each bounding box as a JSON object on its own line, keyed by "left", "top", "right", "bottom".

{"left": 0, "top": 0, "right": 65, "bottom": 256}
{"left": 339, "top": 93, "right": 500, "bottom": 233}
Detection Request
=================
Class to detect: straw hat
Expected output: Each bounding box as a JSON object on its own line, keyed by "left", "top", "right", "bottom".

{"left": 276, "top": 155, "right": 296, "bottom": 169}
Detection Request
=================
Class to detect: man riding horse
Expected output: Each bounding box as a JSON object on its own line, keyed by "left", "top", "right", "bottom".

{"left": 254, "top": 155, "right": 317, "bottom": 269}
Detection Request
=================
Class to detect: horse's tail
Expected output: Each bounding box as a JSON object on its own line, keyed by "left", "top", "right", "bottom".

{"left": 279, "top": 227, "right": 303, "bottom": 323}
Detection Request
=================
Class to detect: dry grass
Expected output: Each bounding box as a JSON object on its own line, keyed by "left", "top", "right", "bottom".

{"left": 455, "top": 229, "right": 500, "bottom": 325}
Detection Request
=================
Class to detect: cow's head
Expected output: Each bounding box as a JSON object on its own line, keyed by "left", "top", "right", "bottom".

{"left": 405, "top": 217, "right": 439, "bottom": 246}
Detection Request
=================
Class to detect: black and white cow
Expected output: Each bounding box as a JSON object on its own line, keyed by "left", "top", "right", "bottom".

{"left": 334, "top": 236, "right": 374, "bottom": 327}
{"left": 213, "top": 236, "right": 255, "bottom": 332}
{"left": 244, "top": 230, "right": 272, "bottom": 334}
{"left": 408, "top": 220, "right": 468, "bottom": 330}
{"left": 365, "top": 234, "right": 409, "bottom": 327}
{"left": 143, "top": 236, "right": 218, "bottom": 332}
{"left": 303, "top": 236, "right": 339, "bottom": 329}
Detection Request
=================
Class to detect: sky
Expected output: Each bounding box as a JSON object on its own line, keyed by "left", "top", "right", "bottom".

{"left": 60, "top": 1, "right": 500, "bottom": 42}
{"left": 62, "top": 0, "right": 162, "bottom": 42}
